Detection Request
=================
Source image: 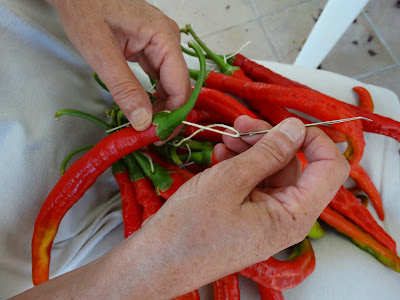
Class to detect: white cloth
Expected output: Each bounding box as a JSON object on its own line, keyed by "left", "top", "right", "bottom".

{"left": 1, "top": 1, "right": 399, "bottom": 299}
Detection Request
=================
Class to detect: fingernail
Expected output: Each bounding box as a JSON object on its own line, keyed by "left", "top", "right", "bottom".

{"left": 130, "top": 107, "right": 151, "bottom": 130}
{"left": 279, "top": 119, "right": 305, "bottom": 142}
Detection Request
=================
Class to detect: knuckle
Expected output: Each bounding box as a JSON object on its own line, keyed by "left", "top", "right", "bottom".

{"left": 110, "top": 81, "right": 141, "bottom": 104}
{"left": 255, "top": 139, "right": 287, "bottom": 166}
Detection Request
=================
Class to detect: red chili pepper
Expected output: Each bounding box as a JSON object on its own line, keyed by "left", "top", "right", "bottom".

{"left": 213, "top": 273, "right": 240, "bottom": 300}
{"left": 231, "top": 54, "right": 400, "bottom": 144}
{"left": 320, "top": 206, "right": 400, "bottom": 272}
{"left": 353, "top": 86, "right": 374, "bottom": 113}
{"left": 239, "top": 239, "right": 315, "bottom": 290}
{"left": 330, "top": 186, "right": 396, "bottom": 252}
{"left": 112, "top": 160, "right": 143, "bottom": 238}
{"left": 349, "top": 163, "right": 384, "bottom": 221}
{"left": 123, "top": 155, "right": 163, "bottom": 221}
{"left": 343, "top": 103, "right": 400, "bottom": 143}
{"left": 173, "top": 290, "right": 200, "bottom": 300}
{"left": 32, "top": 42, "right": 207, "bottom": 285}
{"left": 197, "top": 71, "right": 364, "bottom": 164}
{"left": 196, "top": 87, "right": 259, "bottom": 124}
{"left": 232, "top": 53, "right": 310, "bottom": 90}
{"left": 257, "top": 285, "right": 284, "bottom": 300}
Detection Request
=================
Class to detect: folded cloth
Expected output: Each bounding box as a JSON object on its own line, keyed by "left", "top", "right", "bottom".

{"left": 0, "top": 1, "right": 399, "bottom": 299}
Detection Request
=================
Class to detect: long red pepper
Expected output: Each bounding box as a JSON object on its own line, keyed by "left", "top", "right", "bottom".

{"left": 199, "top": 71, "right": 364, "bottom": 164}
{"left": 112, "top": 160, "right": 143, "bottom": 238}
{"left": 330, "top": 186, "right": 396, "bottom": 252}
{"left": 257, "top": 285, "right": 284, "bottom": 300}
{"left": 239, "top": 239, "right": 315, "bottom": 290}
{"left": 233, "top": 53, "right": 400, "bottom": 144}
{"left": 32, "top": 42, "right": 207, "bottom": 285}
{"left": 349, "top": 163, "right": 384, "bottom": 220}
{"left": 196, "top": 87, "right": 259, "bottom": 123}
{"left": 320, "top": 206, "right": 400, "bottom": 272}
{"left": 213, "top": 273, "right": 240, "bottom": 300}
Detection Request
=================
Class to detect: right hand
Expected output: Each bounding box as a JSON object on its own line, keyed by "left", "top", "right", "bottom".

{"left": 136, "top": 116, "right": 350, "bottom": 297}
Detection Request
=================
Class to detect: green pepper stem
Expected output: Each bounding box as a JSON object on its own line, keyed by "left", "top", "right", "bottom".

{"left": 152, "top": 41, "right": 206, "bottom": 141}
{"left": 111, "top": 159, "right": 128, "bottom": 175}
{"left": 132, "top": 152, "right": 174, "bottom": 194}
{"left": 61, "top": 144, "right": 95, "bottom": 174}
{"left": 124, "top": 154, "right": 146, "bottom": 182}
{"left": 307, "top": 221, "right": 325, "bottom": 239}
{"left": 116, "top": 110, "right": 126, "bottom": 127}
{"left": 93, "top": 72, "right": 109, "bottom": 92}
{"left": 182, "top": 24, "right": 238, "bottom": 75}
{"left": 55, "top": 109, "right": 112, "bottom": 131}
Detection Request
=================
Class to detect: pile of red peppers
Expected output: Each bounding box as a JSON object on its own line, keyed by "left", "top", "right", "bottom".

{"left": 30, "top": 26, "right": 400, "bottom": 299}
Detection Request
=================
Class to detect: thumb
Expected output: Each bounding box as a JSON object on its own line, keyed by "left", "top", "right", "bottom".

{"left": 216, "top": 118, "right": 306, "bottom": 201}
{"left": 101, "top": 66, "right": 153, "bottom": 131}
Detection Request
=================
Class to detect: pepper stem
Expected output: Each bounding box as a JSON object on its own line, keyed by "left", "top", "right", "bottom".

{"left": 152, "top": 41, "right": 206, "bottom": 141}
{"left": 60, "top": 144, "right": 95, "bottom": 174}
{"left": 181, "top": 24, "right": 238, "bottom": 75}
{"left": 55, "top": 109, "right": 112, "bottom": 131}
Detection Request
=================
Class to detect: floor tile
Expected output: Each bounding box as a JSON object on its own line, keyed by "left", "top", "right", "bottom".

{"left": 364, "top": 0, "right": 400, "bottom": 63}
{"left": 261, "top": 0, "right": 328, "bottom": 64}
{"left": 200, "top": 20, "right": 277, "bottom": 61}
{"left": 320, "top": 14, "right": 395, "bottom": 78}
{"left": 252, "top": 0, "right": 310, "bottom": 16}
{"left": 359, "top": 66, "right": 400, "bottom": 101}
{"left": 155, "top": 0, "right": 257, "bottom": 39}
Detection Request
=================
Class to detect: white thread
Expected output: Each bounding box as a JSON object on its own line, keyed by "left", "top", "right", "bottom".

{"left": 180, "top": 162, "right": 195, "bottom": 168}
{"left": 142, "top": 153, "right": 155, "bottom": 174}
{"left": 106, "top": 122, "right": 130, "bottom": 133}
{"left": 226, "top": 41, "right": 252, "bottom": 60}
{"left": 184, "top": 143, "right": 192, "bottom": 164}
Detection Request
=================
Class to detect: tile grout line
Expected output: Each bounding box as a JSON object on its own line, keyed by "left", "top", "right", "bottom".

{"left": 248, "top": 0, "right": 260, "bottom": 18}
{"left": 258, "top": 17, "right": 280, "bottom": 62}
{"left": 362, "top": 11, "right": 399, "bottom": 66}
{"left": 354, "top": 64, "right": 397, "bottom": 80}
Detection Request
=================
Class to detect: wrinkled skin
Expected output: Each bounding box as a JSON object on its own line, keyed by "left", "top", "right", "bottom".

{"left": 15, "top": 117, "right": 349, "bottom": 299}
{"left": 47, "top": 0, "right": 191, "bottom": 131}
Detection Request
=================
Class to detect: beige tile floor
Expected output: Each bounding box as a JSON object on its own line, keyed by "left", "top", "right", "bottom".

{"left": 151, "top": 0, "right": 400, "bottom": 99}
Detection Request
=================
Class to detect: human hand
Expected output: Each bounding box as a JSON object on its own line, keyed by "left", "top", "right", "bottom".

{"left": 134, "top": 116, "right": 349, "bottom": 297}
{"left": 49, "top": 0, "right": 190, "bottom": 130}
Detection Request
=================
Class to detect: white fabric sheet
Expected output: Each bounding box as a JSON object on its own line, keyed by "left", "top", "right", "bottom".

{"left": 1, "top": 1, "right": 399, "bottom": 299}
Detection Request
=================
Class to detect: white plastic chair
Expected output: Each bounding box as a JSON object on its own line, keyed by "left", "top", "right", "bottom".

{"left": 294, "top": 0, "right": 369, "bottom": 68}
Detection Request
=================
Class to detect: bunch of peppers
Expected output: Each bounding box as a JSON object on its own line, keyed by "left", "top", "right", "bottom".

{"left": 30, "top": 25, "right": 400, "bottom": 299}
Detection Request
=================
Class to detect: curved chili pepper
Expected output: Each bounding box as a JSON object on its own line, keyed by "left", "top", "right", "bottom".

{"left": 60, "top": 144, "right": 95, "bottom": 174}
{"left": 232, "top": 53, "right": 309, "bottom": 90}
{"left": 353, "top": 86, "right": 374, "bottom": 113}
{"left": 349, "top": 163, "right": 385, "bottom": 220}
{"left": 344, "top": 103, "right": 400, "bottom": 143}
{"left": 195, "top": 71, "right": 364, "bottom": 164}
{"left": 173, "top": 290, "right": 200, "bottom": 300}
{"left": 257, "top": 285, "right": 284, "bottom": 300}
{"left": 32, "top": 42, "right": 206, "bottom": 285}
{"left": 196, "top": 87, "right": 259, "bottom": 123}
{"left": 320, "top": 206, "right": 400, "bottom": 272}
{"left": 231, "top": 54, "right": 400, "bottom": 144}
{"left": 239, "top": 239, "right": 315, "bottom": 290}
{"left": 112, "top": 160, "right": 143, "bottom": 238}
{"left": 213, "top": 273, "right": 240, "bottom": 300}
{"left": 330, "top": 186, "right": 395, "bottom": 252}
